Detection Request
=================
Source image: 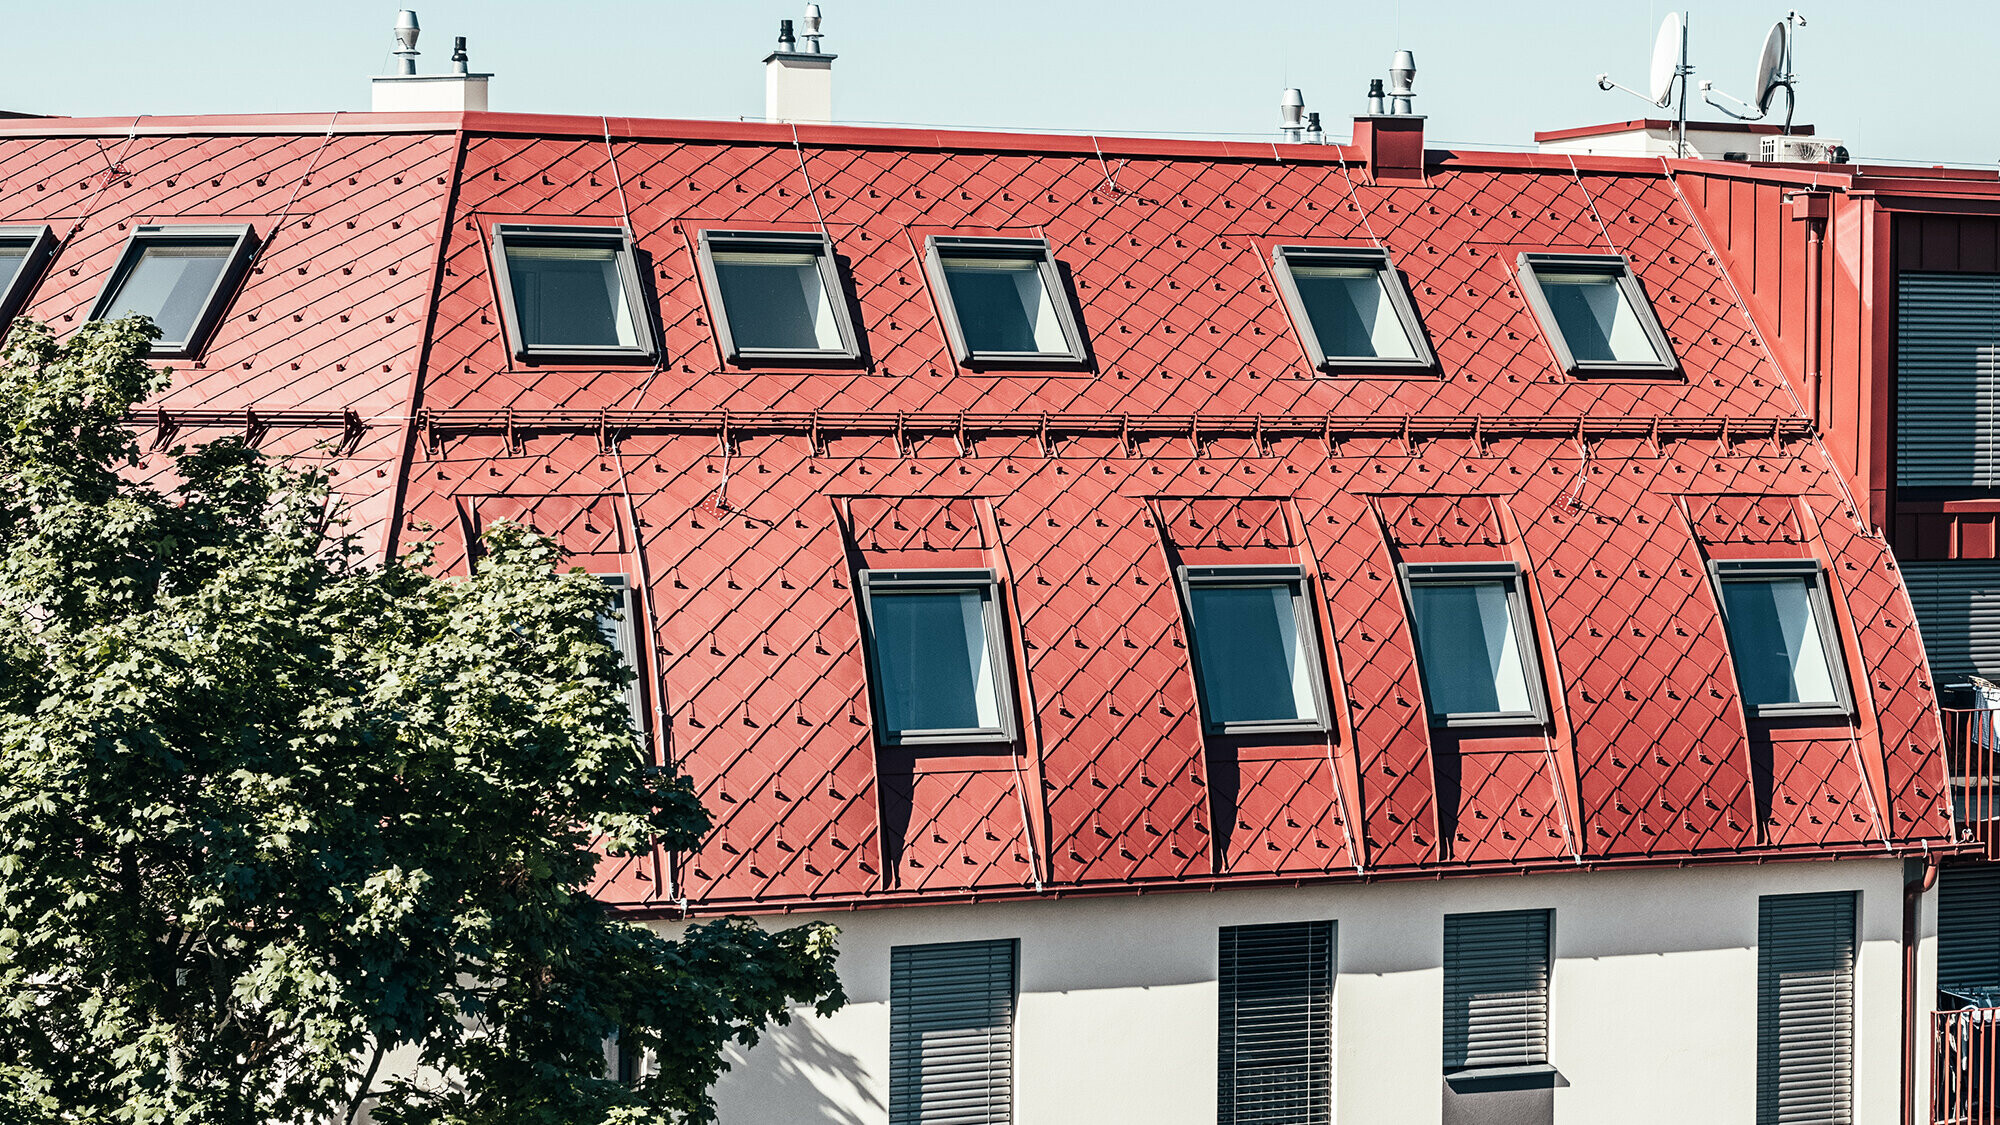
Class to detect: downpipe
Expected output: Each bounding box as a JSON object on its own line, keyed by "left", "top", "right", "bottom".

{"left": 1903, "top": 851, "right": 1940, "bottom": 1125}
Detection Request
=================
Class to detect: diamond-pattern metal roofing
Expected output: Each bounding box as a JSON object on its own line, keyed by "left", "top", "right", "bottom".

{"left": 0, "top": 111, "right": 1955, "bottom": 913}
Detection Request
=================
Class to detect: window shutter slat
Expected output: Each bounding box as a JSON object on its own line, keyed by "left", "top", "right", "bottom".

{"left": 1443, "top": 909, "right": 1551, "bottom": 1071}
{"left": 1896, "top": 273, "right": 2000, "bottom": 487}
{"left": 890, "top": 940, "right": 1016, "bottom": 1125}
{"left": 1757, "top": 892, "right": 1856, "bottom": 1125}
{"left": 1219, "top": 920, "right": 1335, "bottom": 1125}
{"left": 1900, "top": 560, "right": 2000, "bottom": 684}
{"left": 1940, "top": 864, "right": 2000, "bottom": 992}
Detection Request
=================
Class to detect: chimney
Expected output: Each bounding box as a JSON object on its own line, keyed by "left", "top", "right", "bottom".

{"left": 765, "top": 4, "right": 836, "bottom": 124}
{"left": 370, "top": 9, "right": 491, "bottom": 112}
{"left": 1353, "top": 49, "right": 1426, "bottom": 185}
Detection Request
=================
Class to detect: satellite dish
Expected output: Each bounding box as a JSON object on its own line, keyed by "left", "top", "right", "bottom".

{"left": 1648, "top": 13, "right": 1684, "bottom": 107}
{"left": 1752, "top": 21, "right": 1789, "bottom": 113}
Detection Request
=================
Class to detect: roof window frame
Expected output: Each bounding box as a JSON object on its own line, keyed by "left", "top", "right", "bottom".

{"left": 488, "top": 223, "right": 657, "bottom": 364}
{"left": 695, "top": 229, "right": 863, "bottom": 365}
{"left": 856, "top": 567, "right": 1019, "bottom": 747}
{"left": 0, "top": 224, "right": 57, "bottom": 335}
{"left": 88, "top": 223, "right": 258, "bottom": 358}
{"left": 1707, "top": 558, "right": 1856, "bottom": 720}
{"left": 1399, "top": 561, "right": 1552, "bottom": 729}
{"left": 1515, "top": 252, "right": 1679, "bottom": 378}
{"left": 1175, "top": 563, "right": 1333, "bottom": 736}
{"left": 922, "top": 235, "right": 1089, "bottom": 368}
{"left": 1270, "top": 244, "right": 1437, "bottom": 374}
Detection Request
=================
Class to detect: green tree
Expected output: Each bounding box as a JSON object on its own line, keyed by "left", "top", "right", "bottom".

{"left": 0, "top": 318, "right": 842, "bottom": 1124}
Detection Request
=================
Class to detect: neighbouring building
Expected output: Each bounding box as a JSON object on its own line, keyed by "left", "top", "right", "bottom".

{"left": 4, "top": 8, "right": 1998, "bottom": 1124}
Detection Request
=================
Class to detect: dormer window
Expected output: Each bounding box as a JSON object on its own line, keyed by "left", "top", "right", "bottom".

{"left": 1710, "top": 560, "right": 1854, "bottom": 718}
{"left": 489, "top": 224, "right": 655, "bottom": 362}
{"left": 1401, "top": 562, "right": 1549, "bottom": 727}
{"left": 924, "top": 236, "right": 1087, "bottom": 366}
{"left": 696, "top": 230, "right": 860, "bottom": 363}
{"left": 857, "top": 569, "right": 1017, "bottom": 745}
{"left": 1516, "top": 253, "right": 1677, "bottom": 376}
{"left": 89, "top": 225, "right": 258, "bottom": 357}
{"left": 1271, "top": 245, "right": 1434, "bottom": 372}
{"left": 1176, "top": 564, "right": 1331, "bottom": 734}
{"left": 0, "top": 225, "right": 56, "bottom": 333}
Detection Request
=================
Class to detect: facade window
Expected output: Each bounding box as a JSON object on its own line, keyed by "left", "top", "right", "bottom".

{"left": 1270, "top": 245, "right": 1433, "bottom": 373}
{"left": 596, "top": 576, "right": 646, "bottom": 736}
{"left": 1895, "top": 272, "right": 2000, "bottom": 490}
{"left": 1938, "top": 864, "right": 2000, "bottom": 1001}
{"left": 696, "top": 230, "right": 860, "bottom": 362}
{"left": 1757, "top": 892, "right": 1855, "bottom": 1125}
{"left": 1177, "top": 564, "right": 1331, "bottom": 734}
{"left": 1401, "top": 563, "right": 1548, "bottom": 727}
{"left": 489, "top": 224, "right": 655, "bottom": 362}
{"left": 1443, "top": 909, "right": 1551, "bottom": 1073}
{"left": 89, "top": 224, "right": 258, "bottom": 357}
{"left": 890, "top": 939, "right": 1016, "bottom": 1125}
{"left": 857, "top": 569, "right": 1017, "bottom": 745}
{"left": 1516, "top": 253, "right": 1676, "bottom": 376}
{"left": 1900, "top": 560, "right": 2000, "bottom": 687}
{"left": 1710, "top": 560, "right": 1853, "bottom": 718}
{"left": 1219, "top": 920, "right": 1334, "bottom": 1125}
{"left": 923, "top": 236, "right": 1086, "bottom": 366}
{"left": 0, "top": 224, "right": 56, "bottom": 332}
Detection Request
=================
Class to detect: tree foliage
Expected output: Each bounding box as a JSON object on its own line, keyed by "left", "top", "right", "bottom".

{"left": 0, "top": 319, "right": 843, "bottom": 1124}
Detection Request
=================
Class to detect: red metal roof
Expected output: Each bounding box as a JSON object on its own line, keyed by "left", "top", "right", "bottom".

{"left": 0, "top": 110, "right": 1960, "bottom": 913}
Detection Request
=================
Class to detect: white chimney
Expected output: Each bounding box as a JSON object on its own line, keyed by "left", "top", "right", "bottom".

{"left": 370, "top": 10, "right": 491, "bottom": 112}
{"left": 764, "top": 5, "right": 835, "bottom": 124}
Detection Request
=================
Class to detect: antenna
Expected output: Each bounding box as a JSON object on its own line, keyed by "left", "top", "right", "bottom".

{"left": 1596, "top": 14, "right": 1693, "bottom": 157}
{"left": 1702, "top": 11, "right": 1805, "bottom": 134}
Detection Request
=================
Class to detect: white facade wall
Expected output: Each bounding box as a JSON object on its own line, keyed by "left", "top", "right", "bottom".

{"left": 697, "top": 858, "right": 1914, "bottom": 1125}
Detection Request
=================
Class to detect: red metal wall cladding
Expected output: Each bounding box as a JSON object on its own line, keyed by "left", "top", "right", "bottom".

{"left": 0, "top": 114, "right": 1956, "bottom": 913}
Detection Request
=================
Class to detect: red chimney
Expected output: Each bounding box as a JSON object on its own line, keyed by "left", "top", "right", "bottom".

{"left": 1352, "top": 115, "right": 1427, "bottom": 187}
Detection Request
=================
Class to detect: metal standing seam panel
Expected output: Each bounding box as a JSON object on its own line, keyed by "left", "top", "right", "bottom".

{"left": 1894, "top": 273, "right": 2000, "bottom": 487}
{"left": 1218, "top": 920, "right": 1335, "bottom": 1125}
{"left": 1442, "top": 909, "right": 1551, "bottom": 1071}
{"left": 1899, "top": 561, "right": 2000, "bottom": 683}
{"left": 889, "top": 939, "right": 1017, "bottom": 1125}
{"left": 1939, "top": 864, "right": 2000, "bottom": 991}
{"left": 1756, "top": 891, "right": 1856, "bottom": 1125}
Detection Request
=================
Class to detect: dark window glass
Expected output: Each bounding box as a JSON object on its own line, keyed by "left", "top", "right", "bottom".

{"left": 504, "top": 243, "right": 638, "bottom": 349}
{"left": 940, "top": 256, "right": 1067, "bottom": 354}
{"left": 1534, "top": 269, "right": 1662, "bottom": 364}
{"left": 859, "top": 570, "right": 1015, "bottom": 744}
{"left": 712, "top": 249, "right": 841, "bottom": 351}
{"left": 105, "top": 244, "right": 232, "bottom": 346}
{"left": 1404, "top": 570, "right": 1542, "bottom": 724}
{"left": 1186, "top": 582, "right": 1318, "bottom": 726}
{"left": 0, "top": 244, "right": 30, "bottom": 289}
{"left": 1718, "top": 578, "right": 1840, "bottom": 707}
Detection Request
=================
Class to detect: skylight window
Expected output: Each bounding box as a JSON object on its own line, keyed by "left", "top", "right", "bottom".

{"left": 0, "top": 225, "right": 56, "bottom": 334}
{"left": 489, "top": 224, "right": 655, "bottom": 362}
{"left": 858, "top": 569, "right": 1017, "bottom": 745}
{"left": 1271, "top": 245, "right": 1434, "bottom": 372}
{"left": 1710, "top": 560, "right": 1854, "bottom": 718}
{"left": 1401, "top": 562, "right": 1549, "bottom": 727}
{"left": 696, "top": 230, "right": 860, "bottom": 362}
{"left": 924, "top": 236, "right": 1087, "bottom": 366}
{"left": 1516, "top": 253, "right": 1677, "bottom": 376}
{"left": 1177, "top": 565, "right": 1330, "bottom": 734}
{"left": 89, "top": 225, "right": 258, "bottom": 357}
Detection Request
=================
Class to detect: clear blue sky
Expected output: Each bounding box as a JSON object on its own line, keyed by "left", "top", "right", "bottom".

{"left": 8, "top": 1, "right": 1989, "bottom": 166}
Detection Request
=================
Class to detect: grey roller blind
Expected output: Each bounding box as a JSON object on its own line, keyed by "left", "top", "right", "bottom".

{"left": 1218, "top": 920, "right": 1335, "bottom": 1125}
{"left": 1757, "top": 892, "right": 1856, "bottom": 1125}
{"left": 1940, "top": 864, "right": 2000, "bottom": 991}
{"left": 1897, "top": 272, "right": 2000, "bottom": 487}
{"left": 1443, "top": 909, "right": 1550, "bottom": 1071}
{"left": 1900, "top": 561, "right": 2000, "bottom": 684}
{"left": 890, "top": 939, "right": 1016, "bottom": 1125}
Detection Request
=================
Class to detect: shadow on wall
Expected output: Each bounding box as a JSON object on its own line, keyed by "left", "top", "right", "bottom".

{"left": 720, "top": 1011, "right": 882, "bottom": 1125}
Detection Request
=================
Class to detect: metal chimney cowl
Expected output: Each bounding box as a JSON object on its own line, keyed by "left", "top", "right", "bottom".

{"left": 370, "top": 8, "right": 492, "bottom": 112}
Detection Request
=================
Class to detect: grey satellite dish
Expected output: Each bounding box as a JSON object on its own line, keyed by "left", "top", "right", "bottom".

{"left": 1752, "top": 20, "right": 1789, "bottom": 113}
{"left": 1649, "top": 13, "right": 1684, "bottom": 107}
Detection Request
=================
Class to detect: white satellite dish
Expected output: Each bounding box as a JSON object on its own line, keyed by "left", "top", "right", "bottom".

{"left": 1752, "top": 20, "right": 1789, "bottom": 113}
{"left": 1648, "top": 13, "right": 1685, "bottom": 107}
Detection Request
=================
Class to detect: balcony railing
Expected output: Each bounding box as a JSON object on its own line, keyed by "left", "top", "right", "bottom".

{"left": 1935, "top": 1006, "right": 2000, "bottom": 1124}
{"left": 1940, "top": 709, "right": 2000, "bottom": 860}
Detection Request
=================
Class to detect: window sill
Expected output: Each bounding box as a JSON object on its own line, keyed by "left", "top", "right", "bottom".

{"left": 1444, "top": 1063, "right": 1563, "bottom": 1092}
